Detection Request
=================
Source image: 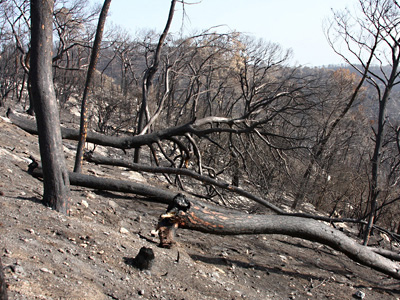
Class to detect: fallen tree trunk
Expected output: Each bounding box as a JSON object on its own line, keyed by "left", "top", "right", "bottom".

{"left": 158, "top": 194, "right": 400, "bottom": 280}
{"left": 85, "top": 152, "right": 376, "bottom": 226}
{"left": 7, "top": 108, "right": 252, "bottom": 151}
{"left": 84, "top": 151, "right": 284, "bottom": 213}
{"left": 8, "top": 109, "right": 128, "bottom": 149}
{"left": 28, "top": 164, "right": 400, "bottom": 279}
{"left": 28, "top": 163, "right": 175, "bottom": 204}
{"left": 369, "top": 247, "right": 400, "bottom": 261}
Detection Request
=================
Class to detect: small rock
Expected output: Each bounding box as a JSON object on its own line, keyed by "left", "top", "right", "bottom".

{"left": 138, "top": 289, "right": 145, "bottom": 296}
{"left": 354, "top": 290, "right": 366, "bottom": 299}
{"left": 4, "top": 249, "right": 12, "bottom": 257}
{"left": 108, "top": 200, "right": 118, "bottom": 210}
{"left": 81, "top": 200, "right": 89, "bottom": 208}
{"left": 40, "top": 267, "right": 53, "bottom": 274}
{"left": 11, "top": 264, "right": 26, "bottom": 276}
{"left": 120, "top": 227, "right": 129, "bottom": 234}
{"left": 85, "top": 191, "right": 96, "bottom": 199}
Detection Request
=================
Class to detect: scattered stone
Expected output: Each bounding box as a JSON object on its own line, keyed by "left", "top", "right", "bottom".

{"left": 138, "top": 289, "right": 145, "bottom": 296}
{"left": 81, "top": 200, "right": 89, "bottom": 208}
{"left": 120, "top": 227, "right": 129, "bottom": 234}
{"left": 354, "top": 290, "right": 366, "bottom": 299}
{"left": 11, "top": 264, "right": 26, "bottom": 276}
{"left": 27, "top": 228, "right": 35, "bottom": 234}
{"left": 84, "top": 191, "right": 96, "bottom": 199}
{"left": 108, "top": 200, "right": 118, "bottom": 211}
{"left": 40, "top": 268, "right": 53, "bottom": 274}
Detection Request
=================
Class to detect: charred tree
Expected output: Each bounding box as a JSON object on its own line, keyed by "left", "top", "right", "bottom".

{"left": 30, "top": 0, "right": 70, "bottom": 214}
{"left": 134, "top": 0, "right": 176, "bottom": 163}
{"left": 74, "top": 0, "right": 112, "bottom": 173}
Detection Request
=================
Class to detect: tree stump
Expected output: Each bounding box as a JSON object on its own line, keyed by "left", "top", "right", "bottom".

{"left": 132, "top": 247, "right": 155, "bottom": 271}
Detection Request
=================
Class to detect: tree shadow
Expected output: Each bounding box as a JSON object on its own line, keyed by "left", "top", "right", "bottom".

{"left": 14, "top": 195, "right": 43, "bottom": 204}
{"left": 189, "top": 253, "right": 327, "bottom": 282}
{"left": 123, "top": 256, "right": 136, "bottom": 267}
{"left": 279, "top": 239, "right": 336, "bottom": 256}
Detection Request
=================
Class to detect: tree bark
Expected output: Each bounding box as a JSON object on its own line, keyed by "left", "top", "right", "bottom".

{"left": 74, "top": 0, "right": 112, "bottom": 173}
{"left": 30, "top": 0, "right": 70, "bottom": 215}
{"left": 28, "top": 164, "right": 400, "bottom": 279}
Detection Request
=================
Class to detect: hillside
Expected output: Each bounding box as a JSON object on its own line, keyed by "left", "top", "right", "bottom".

{"left": 0, "top": 106, "right": 399, "bottom": 300}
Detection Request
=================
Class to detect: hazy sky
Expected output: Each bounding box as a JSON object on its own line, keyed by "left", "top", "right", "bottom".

{"left": 102, "top": 0, "right": 359, "bottom": 67}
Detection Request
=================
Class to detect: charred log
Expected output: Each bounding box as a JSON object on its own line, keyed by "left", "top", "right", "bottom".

{"left": 28, "top": 163, "right": 174, "bottom": 204}
{"left": 158, "top": 194, "right": 400, "bottom": 280}
{"left": 84, "top": 152, "right": 283, "bottom": 213}
{"left": 8, "top": 108, "right": 256, "bottom": 151}
{"left": 84, "top": 152, "right": 380, "bottom": 228}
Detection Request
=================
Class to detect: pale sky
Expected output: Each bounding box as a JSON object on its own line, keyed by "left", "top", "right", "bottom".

{"left": 101, "top": 0, "right": 359, "bottom": 67}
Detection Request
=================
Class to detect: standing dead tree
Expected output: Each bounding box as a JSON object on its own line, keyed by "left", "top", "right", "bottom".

{"left": 30, "top": 0, "right": 71, "bottom": 214}
{"left": 74, "top": 0, "right": 112, "bottom": 173}
{"left": 134, "top": 0, "right": 177, "bottom": 163}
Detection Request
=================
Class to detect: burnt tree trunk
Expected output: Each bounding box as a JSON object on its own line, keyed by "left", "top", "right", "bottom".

{"left": 0, "top": 257, "right": 7, "bottom": 300}
{"left": 134, "top": 0, "right": 176, "bottom": 162}
{"left": 30, "top": 0, "right": 70, "bottom": 214}
{"left": 28, "top": 164, "right": 400, "bottom": 279}
{"left": 74, "top": 0, "right": 112, "bottom": 173}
